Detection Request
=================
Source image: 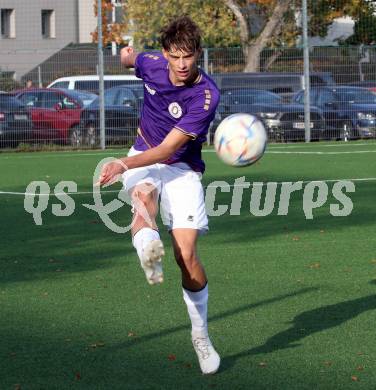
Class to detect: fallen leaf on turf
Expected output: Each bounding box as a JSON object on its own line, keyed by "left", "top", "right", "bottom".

{"left": 89, "top": 342, "right": 105, "bottom": 348}
{"left": 168, "top": 354, "right": 176, "bottom": 361}
{"left": 292, "top": 236, "right": 300, "bottom": 241}
{"left": 308, "top": 263, "right": 321, "bottom": 269}
{"left": 258, "top": 362, "right": 267, "bottom": 367}
{"left": 75, "top": 372, "right": 81, "bottom": 380}
{"left": 356, "top": 366, "right": 364, "bottom": 371}
{"left": 351, "top": 376, "right": 359, "bottom": 381}
{"left": 320, "top": 230, "right": 325, "bottom": 233}
{"left": 127, "top": 331, "right": 135, "bottom": 337}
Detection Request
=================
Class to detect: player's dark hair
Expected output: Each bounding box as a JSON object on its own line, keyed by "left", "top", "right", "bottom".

{"left": 160, "top": 16, "right": 201, "bottom": 53}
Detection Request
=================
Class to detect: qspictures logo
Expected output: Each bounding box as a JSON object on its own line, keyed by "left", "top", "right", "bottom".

{"left": 22, "top": 157, "right": 356, "bottom": 234}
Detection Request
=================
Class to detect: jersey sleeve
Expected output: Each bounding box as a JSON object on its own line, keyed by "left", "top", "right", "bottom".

{"left": 175, "top": 88, "right": 220, "bottom": 139}
{"left": 134, "top": 52, "right": 161, "bottom": 81}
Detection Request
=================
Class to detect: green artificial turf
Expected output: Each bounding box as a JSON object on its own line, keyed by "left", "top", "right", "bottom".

{"left": 0, "top": 141, "right": 376, "bottom": 389}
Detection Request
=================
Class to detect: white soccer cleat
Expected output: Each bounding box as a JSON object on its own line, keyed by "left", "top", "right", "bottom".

{"left": 141, "top": 240, "right": 165, "bottom": 285}
{"left": 192, "top": 332, "right": 220, "bottom": 374}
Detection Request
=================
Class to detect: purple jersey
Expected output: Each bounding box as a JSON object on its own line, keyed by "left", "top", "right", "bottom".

{"left": 133, "top": 52, "right": 219, "bottom": 173}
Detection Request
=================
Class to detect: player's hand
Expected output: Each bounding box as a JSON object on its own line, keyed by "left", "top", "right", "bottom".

{"left": 95, "top": 159, "right": 128, "bottom": 187}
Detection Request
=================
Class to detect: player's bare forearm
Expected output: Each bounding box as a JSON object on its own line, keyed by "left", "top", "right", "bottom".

{"left": 122, "top": 129, "right": 190, "bottom": 169}
{"left": 97, "top": 129, "right": 190, "bottom": 186}
{"left": 120, "top": 46, "right": 138, "bottom": 68}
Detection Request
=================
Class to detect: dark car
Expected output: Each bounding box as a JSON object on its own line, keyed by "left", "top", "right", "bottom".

{"left": 13, "top": 88, "right": 97, "bottom": 145}
{"left": 293, "top": 86, "right": 376, "bottom": 139}
{"left": 346, "top": 81, "right": 376, "bottom": 93}
{"left": 0, "top": 93, "right": 33, "bottom": 147}
{"left": 213, "top": 88, "right": 325, "bottom": 142}
{"left": 212, "top": 72, "right": 335, "bottom": 101}
{"left": 79, "top": 85, "right": 143, "bottom": 146}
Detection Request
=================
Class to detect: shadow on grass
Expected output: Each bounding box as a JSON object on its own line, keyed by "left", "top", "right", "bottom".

{"left": 0, "top": 180, "right": 374, "bottom": 284}
{"left": 0, "top": 286, "right": 319, "bottom": 388}
{"left": 111, "top": 287, "right": 318, "bottom": 351}
{"left": 221, "top": 293, "right": 376, "bottom": 372}
{"left": 207, "top": 180, "right": 376, "bottom": 245}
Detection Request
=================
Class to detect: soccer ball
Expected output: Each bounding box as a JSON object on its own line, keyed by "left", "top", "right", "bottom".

{"left": 214, "top": 113, "right": 267, "bottom": 167}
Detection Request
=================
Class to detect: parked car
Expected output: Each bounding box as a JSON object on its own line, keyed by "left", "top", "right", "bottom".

{"left": 0, "top": 93, "right": 33, "bottom": 147}
{"left": 212, "top": 72, "right": 335, "bottom": 101}
{"left": 293, "top": 86, "right": 376, "bottom": 139}
{"left": 47, "top": 75, "right": 142, "bottom": 94}
{"left": 213, "top": 88, "right": 325, "bottom": 142}
{"left": 346, "top": 81, "right": 376, "bottom": 93}
{"left": 12, "top": 88, "right": 97, "bottom": 145}
{"left": 79, "top": 85, "right": 144, "bottom": 146}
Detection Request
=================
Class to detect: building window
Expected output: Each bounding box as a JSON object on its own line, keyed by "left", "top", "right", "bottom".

{"left": 41, "top": 9, "right": 55, "bottom": 38}
{"left": 1, "top": 9, "right": 16, "bottom": 38}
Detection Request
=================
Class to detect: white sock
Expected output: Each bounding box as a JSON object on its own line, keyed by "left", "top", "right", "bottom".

{"left": 183, "top": 284, "right": 208, "bottom": 336}
{"left": 133, "top": 228, "right": 160, "bottom": 260}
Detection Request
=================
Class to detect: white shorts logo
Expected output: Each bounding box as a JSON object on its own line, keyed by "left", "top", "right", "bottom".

{"left": 168, "top": 102, "right": 182, "bottom": 118}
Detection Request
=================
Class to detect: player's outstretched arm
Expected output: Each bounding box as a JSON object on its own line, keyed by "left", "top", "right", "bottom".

{"left": 120, "top": 46, "right": 138, "bottom": 68}
{"left": 96, "top": 129, "right": 191, "bottom": 186}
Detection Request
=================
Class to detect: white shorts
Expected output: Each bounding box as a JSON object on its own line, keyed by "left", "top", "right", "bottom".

{"left": 122, "top": 147, "right": 208, "bottom": 233}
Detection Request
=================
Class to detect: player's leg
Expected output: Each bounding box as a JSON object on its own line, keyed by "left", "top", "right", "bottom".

{"left": 129, "top": 183, "right": 164, "bottom": 284}
{"left": 122, "top": 149, "right": 164, "bottom": 285}
{"left": 171, "top": 229, "right": 220, "bottom": 374}
{"left": 159, "top": 163, "right": 220, "bottom": 374}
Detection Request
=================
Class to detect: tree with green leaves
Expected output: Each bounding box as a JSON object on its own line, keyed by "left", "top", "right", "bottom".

{"left": 344, "top": 0, "right": 376, "bottom": 45}
{"left": 122, "top": 0, "right": 240, "bottom": 49}
{"left": 225, "top": 0, "right": 376, "bottom": 71}
{"left": 93, "top": 0, "right": 376, "bottom": 72}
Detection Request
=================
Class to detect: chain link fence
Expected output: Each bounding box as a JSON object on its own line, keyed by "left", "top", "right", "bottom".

{"left": 1, "top": 43, "right": 376, "bottom": 150}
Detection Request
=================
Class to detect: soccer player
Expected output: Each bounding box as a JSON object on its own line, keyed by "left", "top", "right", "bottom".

{"left": 97, "top": 16, "right": 220, "bottom": 374}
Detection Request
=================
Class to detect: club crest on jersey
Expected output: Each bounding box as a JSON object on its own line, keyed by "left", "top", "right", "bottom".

{"left": 168, "top": 102, "right": 182, "bottom": 119}
{"left": 145, "top": 83, "right": 156, "bottom": 95}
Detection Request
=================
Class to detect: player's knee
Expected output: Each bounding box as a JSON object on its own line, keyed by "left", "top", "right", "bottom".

{"left": 132, "top": 190, "right": 153, "bottom": 205}
{"left": 132, "top": 191, "right": 158, "bottom": 214}
{"left": 176, "top": 248, "right": 198, "bottom": 269}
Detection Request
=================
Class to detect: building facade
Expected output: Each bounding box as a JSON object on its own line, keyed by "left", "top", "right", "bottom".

{"left": 0, "top": 0, "right": 96, "bottom": 81}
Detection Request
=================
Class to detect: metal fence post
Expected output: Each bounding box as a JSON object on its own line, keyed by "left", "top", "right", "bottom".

{"left": 38, "top": 66, "right": 42, "bottom": 87}
{"left": 302, "top": 0, "right": 311, "bottom": 143}
{"left": 97, "top": 0, "right": 106, "bottom": 150}
{"left": 203, "top": 48, "right": 209, "bottom": 74}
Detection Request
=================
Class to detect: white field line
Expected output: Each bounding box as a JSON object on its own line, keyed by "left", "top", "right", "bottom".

{"left": 1, "top": 177, "right": 376, "bottom": 197}
{"left": 203, "top": 149, "right": 376, "bottom": 154}
{"left": 0, "top": 142, "right": 375, "bottom": 159}
{"left": 0, "top": 151, "right": 127, "bottom": 159}
{"left": 266, "top": 150, "right": 376, "bottom": 154}
{"left": 266, "top": 142, "right": 376, "bottom": 149}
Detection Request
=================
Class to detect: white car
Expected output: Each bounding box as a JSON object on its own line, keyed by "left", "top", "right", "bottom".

{"left": 47, "top": 75, "right": 142, "bottom": 93}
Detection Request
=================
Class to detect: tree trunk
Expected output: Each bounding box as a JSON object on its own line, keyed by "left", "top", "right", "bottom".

{"left": 246, "top": 0, "right": 290, "bottom": 71}
{"left": 225, "top": 0, "right": 249, "bottom": 58}
{"left": 263, "top": 49, "right": 283, "bottom": 71}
